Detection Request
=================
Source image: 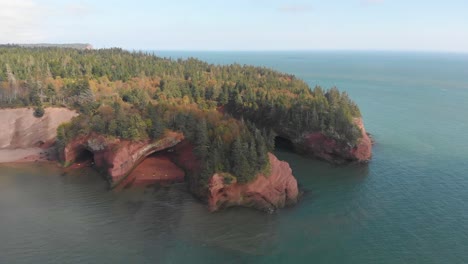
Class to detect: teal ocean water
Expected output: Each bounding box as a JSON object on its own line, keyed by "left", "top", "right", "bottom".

{"left": 1, "top": 51, "right": 468, "bottom": 263}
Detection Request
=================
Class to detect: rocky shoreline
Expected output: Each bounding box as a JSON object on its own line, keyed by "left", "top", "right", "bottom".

{"left": 0, "top": 107, "right": 373, "bottom": 212}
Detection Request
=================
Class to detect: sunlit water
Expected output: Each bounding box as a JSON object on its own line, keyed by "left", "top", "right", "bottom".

{"left": 1, "top": 51, "right": 468, "bottom": 263}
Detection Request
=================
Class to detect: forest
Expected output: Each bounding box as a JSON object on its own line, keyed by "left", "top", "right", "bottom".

{"left": 0, "top": 46, "right": 362, "bottom": 184}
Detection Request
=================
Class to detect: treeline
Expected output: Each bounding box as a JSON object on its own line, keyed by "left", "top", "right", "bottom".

{"left": 225, "top": 85, "right": 361, "bottom": 144}
{"left": 1, "top": 46, "right": 363, "bottom": 183}
{"left": 164, "top": 105, "right": 273, "bottom": 185}
{"left": 0, "top": 46, "right": 362, "bottom": 142}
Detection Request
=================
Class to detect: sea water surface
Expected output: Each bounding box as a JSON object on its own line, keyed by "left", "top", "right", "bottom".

{"left": 1, "top": 51, "right": 468, "bottom": 263}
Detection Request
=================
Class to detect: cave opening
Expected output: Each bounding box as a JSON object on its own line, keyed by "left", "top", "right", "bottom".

{"left": 75, "top": 149, "right": 95, "bottom": 165}
{"left": 127, "top": 149, "right": 185, "bottom": 186}
{"left": 274, "top": 136, "right": 295, "bottom": 152}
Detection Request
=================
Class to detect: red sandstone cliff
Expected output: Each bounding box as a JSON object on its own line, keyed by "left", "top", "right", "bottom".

{"left": 55, "top": 116, "right": 371, "bottom": 212}
{"left": 63, "top": 135, "right": 298, "bottom": 212}
{"left": 297, "top": 118, "right": 372, "bottom": 163}
{"left": 62, "top": 132, "right": 184, "bottom": 186}
{"left": 63, "top": 134, "right": 299, "bottom": 211}
{"left": 207, "top": 153, "right": 298, "bottom": 212}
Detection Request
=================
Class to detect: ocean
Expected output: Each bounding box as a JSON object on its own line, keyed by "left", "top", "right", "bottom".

{"left": 1, "top": 51, "right": 467, "bottom": 263}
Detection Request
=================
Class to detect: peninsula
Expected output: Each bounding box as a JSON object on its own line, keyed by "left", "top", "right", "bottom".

{"left": 0, "top": 46, "right": 372, "bottom": 212}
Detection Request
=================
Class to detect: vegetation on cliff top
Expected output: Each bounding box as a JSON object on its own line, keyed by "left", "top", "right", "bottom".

{"left": 0, "top": 46, "right": 362, "bottom": 184}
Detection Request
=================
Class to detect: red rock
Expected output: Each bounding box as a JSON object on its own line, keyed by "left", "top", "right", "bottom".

{"left": 350, "top": 118, "right": 372, "bottom": 161}
{"left": 63, "top": 133, "right": 300, "bottom": 212}
{"left": 167, "top": 140, "right": 200, "bottom": 174}
{"left": 128, "top": 155, "right": 185, "bottom": 185}
{"left": 300, "top": 118, "right": 372, "bottom": 163}
{"left": 207, "top": 153, "right": 298, "bottom": 212}
{"left": 61, "top": 132, "right": 184, "bottom": 187}
{"left": 115, "top": 154, "right": 185, "bottom": 189}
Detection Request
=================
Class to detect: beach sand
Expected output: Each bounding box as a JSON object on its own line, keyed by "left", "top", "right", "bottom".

{"left": 0, "top": 148, "right": 57, "bottom": 163}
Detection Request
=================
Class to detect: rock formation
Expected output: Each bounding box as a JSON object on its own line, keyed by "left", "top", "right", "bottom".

{"left": 0, "top": 107, "right": 370, "bottom": 212}
{"left": 61, "top": 132, "right": 184, "bottom": 187}
{"left": 207, "top": 153, "right": 298, "bottom": 212}
{"left": 283, "top": 118, "right": 372, "bottom": 164}
{"left": 62, "top": 134, "right": 299, "bottom": 212}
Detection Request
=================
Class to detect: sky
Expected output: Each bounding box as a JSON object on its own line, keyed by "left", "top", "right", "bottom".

{"left": 0, "top": 0, "right": 467, "bottom": 52}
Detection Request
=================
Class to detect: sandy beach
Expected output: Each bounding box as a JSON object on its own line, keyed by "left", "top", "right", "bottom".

{"left": 0, "top": 148, "right": 57, "bottom": 163}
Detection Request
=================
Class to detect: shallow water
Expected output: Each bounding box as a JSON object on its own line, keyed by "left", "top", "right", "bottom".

{"left": 1, "top": 51, "right": 468, "bottom": 263}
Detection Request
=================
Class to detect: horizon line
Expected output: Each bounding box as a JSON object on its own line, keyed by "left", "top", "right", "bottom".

{"left": 3, "top": 43, "right": 467, "bottom": 54}
{"left": 127, "top": 48, "right": 468, "bottom": 55}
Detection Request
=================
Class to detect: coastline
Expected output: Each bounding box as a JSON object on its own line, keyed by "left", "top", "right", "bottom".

{"left": 0, "top": 147, "right": 57, "bottom": 163}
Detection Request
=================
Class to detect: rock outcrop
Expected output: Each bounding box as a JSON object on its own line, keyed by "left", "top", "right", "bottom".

{"left": 0, "top": 107, "right": 78, "bottom": 149}
{"left": 62, "top": 132, "right": 184, "bottom": 187}
{"left": 287, "top": 118, "right": 372, "bottom": 164}
{"left": 207, "top": 153, "right": 298, "bottom": 212}
{"left": 58, "top": 116, "right": 370, "bottom": 212}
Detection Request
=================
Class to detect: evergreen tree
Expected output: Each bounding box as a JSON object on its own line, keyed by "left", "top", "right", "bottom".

{"left": 194, "top": 119, "right": 209, "bottom": 161}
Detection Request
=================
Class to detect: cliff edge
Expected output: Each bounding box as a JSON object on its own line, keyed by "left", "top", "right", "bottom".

{"left": 62, "top": 132, "right": 184, "bottom": 187}
{"left": 0, "top": 108, "right": 77, "bottom": 149}
{"left": 0, "top": 108, "right": 77, "bottom": 162}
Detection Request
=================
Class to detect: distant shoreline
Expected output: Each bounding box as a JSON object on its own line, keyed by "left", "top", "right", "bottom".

{"left": 2, "top": 43, "right": 93, "bottom": 50}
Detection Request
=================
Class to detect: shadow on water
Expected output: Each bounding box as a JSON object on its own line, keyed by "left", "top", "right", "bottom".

{"left": 271, "top": 134, "right": 371, "bottom": 213}
{"left": 273, "top": 147, "right": 370, "bottom": 201}
{"left": 111, "top": 181, "right": 280, "bottom": 257}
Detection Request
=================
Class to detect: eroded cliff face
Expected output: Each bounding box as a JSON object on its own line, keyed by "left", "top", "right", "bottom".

{"left": 63, "top": 133, "right": 299, "bottom": 212}
{"left": 287, "top": 118, "right": 372, "bottom": 164}
{"left": 62, "top": 132, "right": 184, "bottom": 186}
{"left": 0, "top": 108, "right": 77, "bottom": 149}
{"left": 207, "top": 153, "right": 298, "bottom": 212}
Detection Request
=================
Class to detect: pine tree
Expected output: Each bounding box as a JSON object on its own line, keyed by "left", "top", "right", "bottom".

{"left": 150, "top": 114, "right": 165, "bottom": 139}
{"left": 255, "top": 130, "right": 268, "bottom": 171}
{"left": 194, "top": 118, "right": 209, "bottom": 161}
{"left": 231, "top": 137, "right": 250, "bottom": 183}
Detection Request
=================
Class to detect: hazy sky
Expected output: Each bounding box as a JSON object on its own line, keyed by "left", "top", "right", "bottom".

{"left": 1, "top": 0, "right": 467, "bottom": 52}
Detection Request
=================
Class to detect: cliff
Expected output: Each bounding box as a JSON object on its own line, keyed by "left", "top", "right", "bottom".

{"left": 0, "top": 108, "right": 77, "bottom": 149}
{"left": 62, "top": 132, "right": 184, "bottom": 187}
{"left": 0, "top": 108, "right": 77, "bottom": 162}
{"left": 283, "top": 118, "right": 372, "bottom": 164}
{"left": 63, "top": 134, "right": 299, "bottom": 212}
{"left": 207, "top": 153, "right": 298, "bottom": 212}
